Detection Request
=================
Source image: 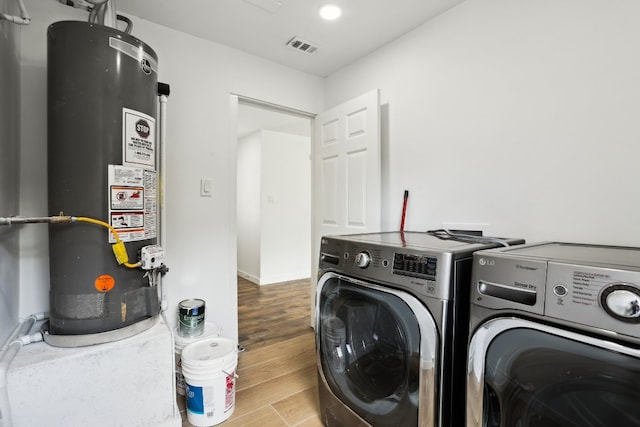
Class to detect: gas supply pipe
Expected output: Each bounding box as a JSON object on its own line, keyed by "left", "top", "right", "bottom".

{"left": 0, "top": 215, "right": 140, "bottom": 268}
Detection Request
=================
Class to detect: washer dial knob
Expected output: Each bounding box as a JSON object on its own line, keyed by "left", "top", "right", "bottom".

{"left": 601, "top": 283, "right": 640, "bottom": 323}
{"left": 355, "top": 252, "right": 371, "bottom": 268}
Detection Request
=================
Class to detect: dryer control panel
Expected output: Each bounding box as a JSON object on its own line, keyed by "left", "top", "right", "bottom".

{"left": 472, "top": 241, "right": 640, "bottom": 340}
{"left": 546, "top": 262, "right": 640, "bottom": 334}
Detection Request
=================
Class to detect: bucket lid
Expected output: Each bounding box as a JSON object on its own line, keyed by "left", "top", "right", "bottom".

{"left": 181, "top": 337, "right": 237, "bottom": 368}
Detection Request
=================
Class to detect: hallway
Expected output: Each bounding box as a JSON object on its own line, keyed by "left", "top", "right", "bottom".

{"left": 179, "top": 277, "right": 321, "bottom": 426}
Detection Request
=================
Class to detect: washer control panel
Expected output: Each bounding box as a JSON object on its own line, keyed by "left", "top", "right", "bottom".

{"left": 319, "top": 237, "right": 454, "bottom": 300}
{"left": 319, "top": 232, "right": 524, "bottom": 302}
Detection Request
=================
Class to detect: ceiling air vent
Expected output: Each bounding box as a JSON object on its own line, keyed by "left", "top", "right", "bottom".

{"left": 286, "top": 37, "right": 319, "bottom": 55}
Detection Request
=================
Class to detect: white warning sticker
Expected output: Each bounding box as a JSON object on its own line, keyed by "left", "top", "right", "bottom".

{"left": 108, "top": 165, "right": 157, "bottom": 243}
{"left": 123, "top": 108, "right": 155, "bottom": 169}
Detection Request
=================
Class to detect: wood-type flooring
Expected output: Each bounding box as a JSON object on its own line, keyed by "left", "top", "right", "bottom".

{"left": 180, "top": 276, "right": 321, "bottom": 427}
{"left": 237, "top": 276, "right": 314, "bottom": 351}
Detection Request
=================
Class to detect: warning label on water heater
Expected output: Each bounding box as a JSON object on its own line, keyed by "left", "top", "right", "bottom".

{"left": 111, "top": 186, "right": 144, "bottom": 210}
{"left": 123, "top": 108, "right": 155, "bottom": 169}
{"left": 108, "top": 165, "right": 157, "bottom": 243}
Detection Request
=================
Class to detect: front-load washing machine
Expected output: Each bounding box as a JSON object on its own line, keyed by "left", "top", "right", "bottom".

{"left": 316, "top": 231, "right": 524, "bottom": 426}
{"left": 467, "top": 242, "right": 640, "bottom": 427}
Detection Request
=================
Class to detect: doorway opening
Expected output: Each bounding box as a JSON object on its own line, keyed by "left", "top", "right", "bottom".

{"left": 235, "top": 97, "right": 313, "bottom": 286}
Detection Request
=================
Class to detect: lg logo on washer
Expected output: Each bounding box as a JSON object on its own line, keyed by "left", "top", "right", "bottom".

{"left": 478, "top": 258, "right": 495, "bottom": 266}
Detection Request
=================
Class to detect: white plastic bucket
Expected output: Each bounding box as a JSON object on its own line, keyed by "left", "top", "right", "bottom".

{"left": 182, "top": 337, "right": 238, "bottom": 427}
{"left": 174, "top": 322, "right": 221, "bottom": 396}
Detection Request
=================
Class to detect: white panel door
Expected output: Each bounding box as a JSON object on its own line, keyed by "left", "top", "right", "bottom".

{"left": 310, "top": 89, "right": 382, "bottom": 325}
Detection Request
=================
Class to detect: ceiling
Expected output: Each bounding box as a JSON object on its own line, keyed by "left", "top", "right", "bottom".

{"left": 115, "top": 0, "right": 466, "bottom": 77}
{"left": 111, "top": 0, "right": 464, "bottom": 138}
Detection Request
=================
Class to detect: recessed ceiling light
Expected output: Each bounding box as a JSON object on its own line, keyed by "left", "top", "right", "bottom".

{"left": 319, "top": 4, "right": 342, "bottom": 20}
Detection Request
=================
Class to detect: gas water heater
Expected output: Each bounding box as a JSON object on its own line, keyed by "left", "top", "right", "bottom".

{"left": 47, "top": 20, "right": 161, "bottom": 344}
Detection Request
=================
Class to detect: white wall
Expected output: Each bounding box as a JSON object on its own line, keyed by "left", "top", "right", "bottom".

{"left": 237, "top": 131, "right": 262, "bottom": 283}
{"left": 0, "top": 0, "right": 21, "bottom": 344}
{"left": 325, "top": 0, "right": 640, "bottom": 247}
{"left": 237, "top": 130, "right": 311, "bottom": 285}
{"left": 260, "top": 130, "right": 311, "bottom": 284}
{"left": 18, "top": 0, "right": 324, "bottom": 343}
{"left": 15, "top": 0, "right": 640, "bottom": 346}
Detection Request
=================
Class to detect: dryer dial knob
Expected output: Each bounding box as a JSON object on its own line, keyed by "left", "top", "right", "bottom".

{"left": 602, "top": 285, "right": 640, "bottom": 322}
{"left": 355, "top": 252, "right": 371, "bottom": 268}
{"left": 606, "top": 290, "right": 640, "bottom": 318}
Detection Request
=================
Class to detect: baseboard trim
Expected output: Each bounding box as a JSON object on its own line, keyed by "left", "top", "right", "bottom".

{"left": 237, "top": 270, "right": 259, "bottom": 284}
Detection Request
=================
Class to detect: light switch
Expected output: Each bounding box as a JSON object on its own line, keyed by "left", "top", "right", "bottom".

{"left": 200, "top": 178, "right": 213, "bottom": 197}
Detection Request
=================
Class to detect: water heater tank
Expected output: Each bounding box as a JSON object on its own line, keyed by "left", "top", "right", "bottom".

{"left": 47, "top": 21, "right": 160, "bottom": 342}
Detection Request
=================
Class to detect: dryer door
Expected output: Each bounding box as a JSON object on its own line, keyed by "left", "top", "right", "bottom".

{"left": 316, "top": 272, "right": 438, "bottom": 427}
{"left": 467, "top": 318, "right": 640, "bottom": 427}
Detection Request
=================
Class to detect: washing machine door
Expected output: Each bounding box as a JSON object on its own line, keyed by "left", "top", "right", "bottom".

{"left": 316, "top": 272, "right": 438, "bottom": 427}
{"left": 467, "top": 318, "right": 640, "bottom": 427}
